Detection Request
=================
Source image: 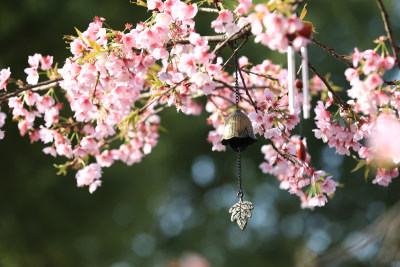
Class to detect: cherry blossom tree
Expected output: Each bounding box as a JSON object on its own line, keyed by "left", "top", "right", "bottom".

{"left": 0, "top": 0, "right": 399, "bottom": 210}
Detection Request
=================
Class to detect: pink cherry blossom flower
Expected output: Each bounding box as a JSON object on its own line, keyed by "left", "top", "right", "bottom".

{"left": 96, "top": 150, "right": 114, "bottom": 167}
{"left": 43, "top": 147, "right": 57, "bottom": 157}
{"left": 44, "top": 106, "right": 59, "bottom": 127}
{"left": 24, "top": 67, "right": 39, "bottom": 85}
{"left": 382, "top": 55, "right": 395, "bottom": 70}
{"left": 147, "top": 0, "right": 164, "bottom": 11}
{"left": 40, "top": 55, "right": 53, "bottom": 70}
{"left": 352, "top": 48, "right": 363, "bottom": 67}
{"left": 365, "top": 73, "right": 383, "bottom": 90}
{"left": 249, "top": 112, "right": 264, "bottom": 127}
{"left": 264, "top": 127, "right": 281, "bottom": 139}
{"left": 309, "top": 194, "right": 328, "bottom": 207}
{"left": 372, "top": 168, "right": 398, "bottom": 187}
{"left": 320, "top": 176, "right": 338, "bottom": 195}
{"left": 234, "top": 0, "right": 252, "bottom": 15}
{"left": 344, "top": 68, "right": 359, "bottom": 85}
{"left": 0, "top": 112, "right": 6, "bottom": 128}
{"left": 89, "top": 180, "right": 102, "bottom": 194}
{"left": 368, "top": 113, "right": 400, "bottom": 164}
{"left": 0, "top": 68, "right": 11, "bottom": 91}
{"left": 28, "top": 53, "right": 42, "bottom": 68}
{"left": 76, "top": 163, "right": 102, "bottom": 187}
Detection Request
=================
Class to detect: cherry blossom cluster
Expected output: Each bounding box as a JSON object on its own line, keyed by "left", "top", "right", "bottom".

{"left": 0, "top": 68, "right": 11, "bottom": 139}
{"left": 313, "top": 44, "right": 399, "bottom": 186}
{"left": 248, "top": 4, "right": 312, "bottom": 52}
{"left": 205, "top": 55, "right": 336, "bottom": 208}
{"left": 0, "top": 0, "right": 398, "bottom": 208}
{"left": 2, "top": 0, "right": 225, "bottom": 193}
{"left": 259, "top": 136, "right": 338, "bottom": 209}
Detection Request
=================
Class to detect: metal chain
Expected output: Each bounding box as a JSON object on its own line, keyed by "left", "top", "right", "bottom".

{"left": 233, "top": 41, "right": 240, "bottom": 109}
{"left": 237, "top": 150, "right": 243, "bottom": 199}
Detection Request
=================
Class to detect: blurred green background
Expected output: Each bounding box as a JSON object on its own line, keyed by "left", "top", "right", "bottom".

{"left": 1, "top": 0, "right": 400, "bottom": 266}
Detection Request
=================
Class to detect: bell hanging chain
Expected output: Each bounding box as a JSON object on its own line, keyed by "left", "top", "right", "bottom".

{"left": 233, "top": 40, "right": 240, "bottom": 109}
{"left": 237, "top": 150, "right": 243, "bottom": 199}
{"left": 226, "top": 42, "right": 254, "bottom": 231}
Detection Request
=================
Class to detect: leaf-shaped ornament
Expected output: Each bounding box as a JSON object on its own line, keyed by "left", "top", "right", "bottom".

{"left": 229, "top": 198, "right": 254, "bottom": 230}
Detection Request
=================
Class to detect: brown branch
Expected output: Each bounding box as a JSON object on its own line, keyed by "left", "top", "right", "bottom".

{"left": 376, "top": 0, "right": 400, "bottom": 69}
{"left": 212, "top": 23, "right": 251, "bottom": 56}
{"left": 312, "top": 38, "right": 353, "bottom": 68}
{"left": 238, "top": 68, "right": 278, "bottom": 81}
{"left": 138, "top": 86, "right": 174, "bottom": 115}
{"left": 215, "top": 85, "right": 272, "bottom": 90}
{"left": 213, "top": 78, "right": 236, "bottom": 92}
{"left": 169, "top": 24, "right": 250, "bottom": 48}
{"left": 209, "top": 93, "right": 236, "bottom": 105}
{"left": 236, "top": 59, "right": 259, "bottom": 113}
{"left": 307, "top": 60, "right": 349, "bottom": 109}
{"left": 168, "top": 35, "right": 227, "bottom": 46}
{"left": 0, "top": 78, "right": 63, "bottom": 104}
{"left": 222, "top": 36, "right": 249, "bottom": 70}
{"left": 198, "top": 7, "right": 219, "bottom": 13}
{"left": 269, "top": 139, "right": 297, "bottom": 165}
{"left": 384, "top": 79, "right": 399, "bottom": 86}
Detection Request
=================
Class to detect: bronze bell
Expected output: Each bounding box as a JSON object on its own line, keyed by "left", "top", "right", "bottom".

{"left": 221, "top": 109, "right": 257, "bottom": 152}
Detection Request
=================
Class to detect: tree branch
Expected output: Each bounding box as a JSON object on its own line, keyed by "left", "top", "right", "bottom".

{"left": 222, "top": 36, "right": 249, "bottom": 70}
{"left": 138, "top": 86, "right": 174, "bottom": 115}
{"left": 312, "top": 38, "right": 353, "bottom": 68}
{"left": 169, "top": 35, "right": 227, "bottom": 46}
{"left": 236, "top": 60, "right": 259, "bottom": 113}
{"left": 0, "top": 78, "right": 63, "bottom": 104}
{"left": 198, "top": 7, "right": 219, "bottom": 13}
{"left": 307, "top": 60, "right": 349, "bottom": 109}
{"left": 376, "top": 0, "right": 400, "bottom": 69}
{"left": 212, "top": 23, "right": 251, "bottom": 56}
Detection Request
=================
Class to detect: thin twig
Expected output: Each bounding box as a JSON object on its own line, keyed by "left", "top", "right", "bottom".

{"left": 222, "top": 36, "right": 249, "bottom": 69}
{"left": 215, "top": 85, "right": 272, "bottom": 90}
{"left": 209, "top": 93, "right": 236, "bottom": 105}
{"left": 225, "top": 65, "right": 278, "bottom": 82}
{"left": 198, "top": 7, "right": 219, "bottom": 13}
{"left": 269, "top": 139, "right": 296, "bottom": 165}
{"left": 213, "top": 78, "right": 235, "bottom": 92}
{"left": 138, "top": 86, "right": 174, "bottom": 115}
{"left": 312, "top": 38, "right": 353, "bottom": 68}
{"left": 307, "top": 60, "right": 349, "bottom": 109}
{"left": 0, "top": 78, "right": 63, "bottom": 103}
{"left": 235, "top": 57, "right": 259, "bottom": 113}
{"left": 212, "top": 23, "right": 251, "bottom": 56}
{"left": 169, "top": 34, "right": 227, "bottom": 46}
{"left": 376, "top": 0, "right": 400, "bottom": 69}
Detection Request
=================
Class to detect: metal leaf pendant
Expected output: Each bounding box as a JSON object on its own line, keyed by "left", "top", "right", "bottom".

{"left": 229, "top": 198, "right": 254, "bottom": 230}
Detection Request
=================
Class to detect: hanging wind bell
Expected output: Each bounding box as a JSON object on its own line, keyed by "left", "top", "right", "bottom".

{"left": 301, "top": 45, "right": 310, "bottom": 119}
{"left": 287, "top": 45, "right": 296, "bottom": 115}
{"left": 221, "top": 41, "right": 257, "bottom": 230}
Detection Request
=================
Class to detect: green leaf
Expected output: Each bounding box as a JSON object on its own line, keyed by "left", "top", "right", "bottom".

{"left": 74, "top": 27, "right": 102, "bottom": 52}
{"left": 85, "top": 36, "right": 103, "bottom": 52}
{"left": 364, "top": 165, "right": 370, "bottom": 182}
{"left": 300, "top": 3, "right": 307, "bottom": 20}
{"left": 79, "top": 51, "right": 101, "bottom": 63}
{"left": 54, "top": 164, "right": 67, "bottom": 176}
{"left": 351, "top": 160, "right": 366, "bottom": 173}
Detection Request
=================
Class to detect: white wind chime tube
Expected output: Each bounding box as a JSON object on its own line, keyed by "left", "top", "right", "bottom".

{"left": 287, "top": 45, "right": 295, "bottom": 115}
{"left": 301, "top": 46, "right": 310, "bottom": 119}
